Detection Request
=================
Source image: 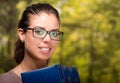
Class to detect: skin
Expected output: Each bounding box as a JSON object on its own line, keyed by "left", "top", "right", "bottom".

{"left": 12, "top": 12, "right": 60, "bottom": 78}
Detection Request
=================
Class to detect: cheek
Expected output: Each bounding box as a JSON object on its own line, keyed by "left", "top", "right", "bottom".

{"left": 52, "top": 41, "right": 58, "bottom": 50}
{"left": 24, "top": 34, "right": 36, "bottom": 49}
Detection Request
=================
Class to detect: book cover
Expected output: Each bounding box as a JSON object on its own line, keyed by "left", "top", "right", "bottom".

{"left": 21, "top": 64, "right": 80, "bottom": 83}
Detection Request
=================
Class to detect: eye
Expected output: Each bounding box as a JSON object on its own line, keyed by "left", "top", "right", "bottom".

{"left": 50, "top": 31, "right": 58, "bottom": 37}
{"left": 34, "top": 29, "right": 45, "bottom": 36}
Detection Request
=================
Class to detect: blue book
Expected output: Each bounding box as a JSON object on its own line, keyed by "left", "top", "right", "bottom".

{"left": 21, "top": 64, "right": 80, "bottom": 83}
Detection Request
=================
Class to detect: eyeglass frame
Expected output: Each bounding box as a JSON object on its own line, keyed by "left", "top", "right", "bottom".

{"left": 22, "top": 26, "right": 64, "bottom": 41}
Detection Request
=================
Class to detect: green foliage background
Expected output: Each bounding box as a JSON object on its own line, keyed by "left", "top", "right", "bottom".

{"left": 0, "top": 0, "right": 120, "bottom": 83}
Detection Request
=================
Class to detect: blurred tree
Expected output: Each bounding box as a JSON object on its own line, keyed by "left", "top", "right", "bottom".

{"left": 51, "top": 0, "right": 120, "bottom": 83}
{"left": 0, "top": 0, "right": 19, "bottom": 73}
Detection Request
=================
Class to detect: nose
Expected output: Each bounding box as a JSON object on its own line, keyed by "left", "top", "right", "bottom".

{"left": 42, "top": 34, "right": 51, "bottom": 42}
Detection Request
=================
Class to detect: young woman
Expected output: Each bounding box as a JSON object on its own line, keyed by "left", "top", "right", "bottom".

{"left": 0, "top": 3, "right": 64, "bottom": 83}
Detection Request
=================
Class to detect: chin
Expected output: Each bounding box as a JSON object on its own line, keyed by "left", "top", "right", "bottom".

{"left": 38, "top": 56, "right": 51, "bottom": 61}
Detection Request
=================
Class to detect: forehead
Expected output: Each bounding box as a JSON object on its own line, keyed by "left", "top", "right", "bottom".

{"left": 28, "top": 13, "right": 60, "bottom": 30}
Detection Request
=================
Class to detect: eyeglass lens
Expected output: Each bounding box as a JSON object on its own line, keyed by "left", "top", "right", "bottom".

{"left": 33, "top": 28, "right": 63, "bottom": 41}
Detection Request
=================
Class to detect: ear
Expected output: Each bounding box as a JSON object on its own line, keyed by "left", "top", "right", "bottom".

{"left": 18, "top": 28, "right": 25, "bottom": 42}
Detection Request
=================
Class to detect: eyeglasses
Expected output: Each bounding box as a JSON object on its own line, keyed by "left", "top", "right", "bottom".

{"left": 23, "top": 26, "right": 64, "bottom": 41}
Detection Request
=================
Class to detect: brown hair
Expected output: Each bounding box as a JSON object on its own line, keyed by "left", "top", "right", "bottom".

{"left": 14, "top": 3, "right": 60, "bottom": 64}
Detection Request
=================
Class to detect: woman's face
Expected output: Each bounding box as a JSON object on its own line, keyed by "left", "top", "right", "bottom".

{"left": 19, "top": 12, "right": 60, "bottom": 62}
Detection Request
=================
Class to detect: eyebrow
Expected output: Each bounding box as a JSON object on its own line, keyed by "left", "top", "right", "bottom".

{"left": 35, "top": 26, "right": 60, "bottom": 31}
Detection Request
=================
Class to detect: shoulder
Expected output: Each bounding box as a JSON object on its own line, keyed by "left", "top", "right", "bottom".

{"left": 0, "top": 71, "right": 9, "bottom": 83}
{"left": 0, "top": 71, "right": 22, "bottom": 83}
{"left": 0, "top": 71, "right": 10, "bottom": 78}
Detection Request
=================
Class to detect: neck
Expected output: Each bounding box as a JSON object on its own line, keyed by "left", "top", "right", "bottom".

{"left": 12, "top": 57, "right": 47, "bottom": 78}
{"left": 20, "top": 59, "right": 47, "bottom": 72}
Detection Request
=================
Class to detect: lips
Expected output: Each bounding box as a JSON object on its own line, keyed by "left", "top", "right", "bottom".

{"left": 39, "top": 46, "right": 51, "bottom": 54}
{"left": 40, "top": 47, "right": 51, "bottom": 51}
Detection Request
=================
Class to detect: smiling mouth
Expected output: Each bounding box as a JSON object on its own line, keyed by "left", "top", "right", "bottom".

{"left": 39, "top": 47, "right": 51, "bottom": 51}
